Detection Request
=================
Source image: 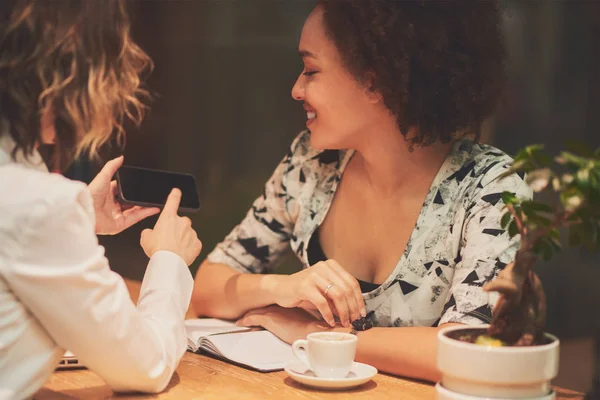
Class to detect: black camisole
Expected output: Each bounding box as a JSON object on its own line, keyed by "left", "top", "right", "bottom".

{"left": 307, "top": 228, "right": 381, "bottom": 293}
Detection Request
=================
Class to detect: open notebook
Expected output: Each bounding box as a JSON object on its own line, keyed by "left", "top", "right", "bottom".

{"left": 185, "top": 319, "right": 294, "bottom": 372}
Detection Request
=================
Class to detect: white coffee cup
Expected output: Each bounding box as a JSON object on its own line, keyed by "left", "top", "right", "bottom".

{"left": 292, "top": 332, "right": 357, "bottom": 379}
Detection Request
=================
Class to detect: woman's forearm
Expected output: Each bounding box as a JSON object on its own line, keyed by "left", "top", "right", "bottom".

{"left": 192, "top": 260, "right": 282, "bottom": 319}
{"left": 334, "top": 323, "right": 463, "bottom": 382}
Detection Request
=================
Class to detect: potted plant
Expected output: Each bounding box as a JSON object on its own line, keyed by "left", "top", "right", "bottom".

{"left": 437, "top": 144, "right": 600, "bottom": 399}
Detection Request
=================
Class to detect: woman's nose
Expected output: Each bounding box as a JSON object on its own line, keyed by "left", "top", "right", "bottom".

{"left": 291, "top": 75, "right": 304, "bottom": 101}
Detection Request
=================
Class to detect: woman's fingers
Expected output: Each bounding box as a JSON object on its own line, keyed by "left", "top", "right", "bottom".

{"left": 109, "top": 180, "right": 119, "bottom": 197}
{"left": 319, "top": 270, "right": 355, "bottom": 327}
{"left": 286, "top": 260, "right": 367, "bottom": 327}
{"left": 95, "top": 156, "right": 124, "bottom": 184}
{"left": 305, "top": 273, "right": 337, "bottom": 326}
{"left": 321, "top": 282, "right": 352, "bottom": 327}
{"left": 308, "top": 261, "right": 354, "bottom": 327}
{"left": 122, "top": 206, "right": 160, "bottom": 229}
{"left": 305, "top": 290, "right": 335, "bottom": 327}
{"left": 325, "top": 259, "right": 366, "bottom": 321}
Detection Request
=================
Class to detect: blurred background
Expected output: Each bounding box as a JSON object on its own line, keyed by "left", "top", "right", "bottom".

{"left": 64, "top": 0, "right": 600, "bottom": 394}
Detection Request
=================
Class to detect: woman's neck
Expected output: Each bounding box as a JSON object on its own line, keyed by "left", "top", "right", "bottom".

{"left": 38, "top": 110, "right": 56, "bottom": 148}
{"left": 350, "top": 124, "right": 452, "bottom": 197}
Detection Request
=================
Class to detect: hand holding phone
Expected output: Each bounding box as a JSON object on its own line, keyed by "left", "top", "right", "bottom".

{"left": 140, "top": 188, "right": 202, "bottom": 266}
{"left": 89, "top": 157, "right": 160, "bottom": 235}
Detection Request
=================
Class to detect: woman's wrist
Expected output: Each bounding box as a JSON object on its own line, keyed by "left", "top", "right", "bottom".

{"left": 260, "top": 274, "right": 286, "bottom": 305}
{"left": 306, "top": 319, "right": 352, "bottom": 335}
{"left": 330, "top": 325, "right": 353, "bottom": 334}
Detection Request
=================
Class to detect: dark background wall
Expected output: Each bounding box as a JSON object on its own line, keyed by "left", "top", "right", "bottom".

{"left": 497, "top": 0, "right": 600, "bottom": 335}
{"left": 93, "top": 0, "right": 315, "bottom": 281}
{"left": 66, "top": 0, "right": 600, "bottom": 393}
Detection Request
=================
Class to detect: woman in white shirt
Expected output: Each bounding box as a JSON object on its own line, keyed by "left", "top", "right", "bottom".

{"left": 0, "top": 0, "right": 202, "bottom": 398}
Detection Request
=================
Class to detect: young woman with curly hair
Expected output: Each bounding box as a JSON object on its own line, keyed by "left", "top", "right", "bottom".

{"left": 0, "top": 0, "right": 201, "bottom": 396}
{"left": 192, "top": 0, "right": 531, "bottom": 382}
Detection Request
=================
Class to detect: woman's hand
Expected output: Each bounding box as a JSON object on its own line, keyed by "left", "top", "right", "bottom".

{"left": 236, "top": 305, "right": 330, "bottom": 344}
{"left": 267, "top": 259, "right": 366, "bottom": 327}
{"left": 88, "top": 156, "right": 160, "bottom": 235}
{"left": 140, "top": 188, "right": 202, "bottom": 266}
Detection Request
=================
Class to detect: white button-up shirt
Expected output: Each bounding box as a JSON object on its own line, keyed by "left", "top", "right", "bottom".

{"left": 0, "top": 135, "right": 193, "bottom": 399}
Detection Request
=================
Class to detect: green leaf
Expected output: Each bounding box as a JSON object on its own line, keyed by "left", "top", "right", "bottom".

{"left": 508, "top": 220, "right": 519, "bottom": 238}
{"left": 527, "top": 214, "right": 552, "bottom": 227}
{"left": 577, "top": 168, "right": 590, "bottom": 186}
{"left": 514, "top": 147, "right": 539, "bottom": 163}
{"left": 533, "top": 152, "right": 554, "bottom": 167}
{"left": 525, "top": 168, "right": 552, "bottom": 192}
{"left": 533, "top": 238, "right": 554, "bottom": 261}
{"left": 522, "top": 201, "right": 553, "bottom": 213}
{"left": 560, "top": 188, "right": 584, "bottom": 211}
{"left": 500, "top": 212, "right": 512, "bottom": 229}
{"left": 552, "top": 177, "right": 562, "bottom": 191}
{"left": 501, "top": 160, "right": 536, "bottom": 179}
{"left": 595, "top": 147, "right": 600, "bottom": 158}
{"left": 513, "top": 149, "right": 527, "bottom": 162}
{"left": 510, "top": 158, "right": 528, "bottom": 169}
{"left": 521, "top": 202, "right": 553, "bottom": 227}
{"left": 500, "top": 164, "right": 534, "bottom": 180}
{"left": 513, "top": 144, "right": 552, "bottom": 171}
{"left": 547, "top": 228, "right": 562, "bottom": 251}
{"left": 562, "top": 173, "right": 574, "bottom": 185}
{"left": 502, "top": 191, "right": 518, "bottom": 206}
{"left": 512, "top": 145, "right": 552, "bottom": 171}
{"left": 556, "top": 152, "right": 589, "bottom": 168}
{"left": 525, "top": 144, "right": 545, "bottom": 156}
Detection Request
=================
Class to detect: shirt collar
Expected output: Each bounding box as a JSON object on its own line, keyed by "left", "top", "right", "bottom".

{"left": 0, "top": 120, "right": 49, "bottom": 172}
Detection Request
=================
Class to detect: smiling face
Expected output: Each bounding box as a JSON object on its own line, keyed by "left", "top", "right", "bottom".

{"left": 291, "top": 6, "right": 386, "bottom": 150}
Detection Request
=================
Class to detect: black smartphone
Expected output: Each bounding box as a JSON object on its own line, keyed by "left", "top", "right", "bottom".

{"left": 116, "top": 166, "right": 200, "bottom": 213}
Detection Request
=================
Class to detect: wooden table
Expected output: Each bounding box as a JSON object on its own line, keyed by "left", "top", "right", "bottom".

{"left": 36, "top": 280, "right": 586, "bottom": 400}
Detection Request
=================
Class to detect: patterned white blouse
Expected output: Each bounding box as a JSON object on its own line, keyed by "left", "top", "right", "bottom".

{"left": 207, "top": 130, "right": 532, "bottom": 328}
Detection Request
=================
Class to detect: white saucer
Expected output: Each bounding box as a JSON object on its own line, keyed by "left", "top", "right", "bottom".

{"left": 284, "top": 360, "right": 377, "bottom": 390}
{"left": 435, "top": 383, "right": 555, "bottom": 400}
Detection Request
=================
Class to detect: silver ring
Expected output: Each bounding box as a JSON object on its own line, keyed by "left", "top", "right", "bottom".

{"left": 324, "top": 283, "right": 334, "bottom": 297}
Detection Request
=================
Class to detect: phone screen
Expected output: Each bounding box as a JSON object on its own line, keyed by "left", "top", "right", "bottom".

{"left": 117, "top": 166, "right": 200, "bottom": 211}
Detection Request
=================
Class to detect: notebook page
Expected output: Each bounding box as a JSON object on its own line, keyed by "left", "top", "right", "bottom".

{"left": 204, "top": 330, "right": 294, "bottom": 372}
{"left": 185, "top": 319, "right": 249, "bottom": 351}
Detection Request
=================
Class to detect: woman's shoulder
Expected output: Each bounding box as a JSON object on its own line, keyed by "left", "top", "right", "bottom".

{"left": 447, "top": 139, "right": 532, "bottom": 199}
{"left": 0, "top": 165, "right": 93, "bottom": 229}
{"left": 450, "top": 139, "right": 514, "bottom": 180}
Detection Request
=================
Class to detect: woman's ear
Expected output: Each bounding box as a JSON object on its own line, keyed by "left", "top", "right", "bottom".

{"left": 363, "top": 71, "right": 382, "bottom": 103}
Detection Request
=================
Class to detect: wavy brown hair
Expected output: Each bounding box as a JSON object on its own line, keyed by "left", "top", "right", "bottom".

{"left": 0, "top": 0, "right": 151, "bottom": 171}
{"left": 318, "top": 0, "right": 505, "bottom": 148}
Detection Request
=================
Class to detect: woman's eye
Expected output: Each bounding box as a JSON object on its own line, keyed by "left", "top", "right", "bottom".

{"left": 303, "top": 70, "right": 318, "bottom": 77}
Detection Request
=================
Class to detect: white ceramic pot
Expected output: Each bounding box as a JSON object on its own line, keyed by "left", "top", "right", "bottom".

{"left": 435, "top": 383, "right": 556, "bottom": 400}
{"left": 437, "top": 325, "right": 560, "bottom": 399}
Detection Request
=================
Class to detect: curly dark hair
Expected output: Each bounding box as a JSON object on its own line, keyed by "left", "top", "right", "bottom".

{"left": 318, "top": 0, "right": 505, "bottom": 147}
{"left": 0, "top": 0, "right": 151, "bottom": 171}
